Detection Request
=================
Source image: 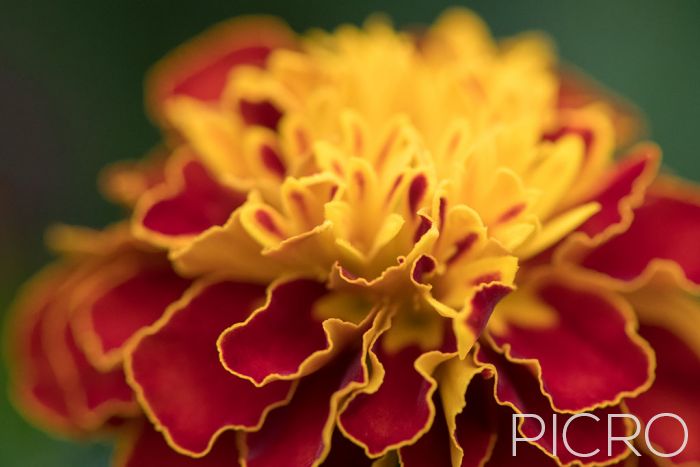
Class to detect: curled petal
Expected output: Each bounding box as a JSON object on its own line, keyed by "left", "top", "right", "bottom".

{"left": 219, "top": 279, "right": 367, "bottom": 386}
{"left": 451, "top": 366, "right": 498, "bottom": 467}
{"left": 134, "top": 152, "right": 246, "bottom": 248}
{"left": 126, "top": 280, "right": 294, "bottom": 456}
{"left": 114, "top": 421, "right": 239, "bottom": 467}
{"left": 626, "top": 289, "right": 700, "bottom": 464}
{"left": 241, "top": 338, "right": 373, "bottom": 467}
{"left": 476, "top": 343, "right": 635, "bottom": 466}
{"left": 73, "top": 255, "right": 191, "bottom": 369}
{"left": 398, "top": 393, "right": 452, "bottom": 467}
{"left": 566, "top": 177, "right": 700, "bottom": 291}
{"left": 8, "top": 265, "right": 137, "bottom": 435}
{"left": 8, "top": 267, "right": 87, "bottom": 435}
{"left": 146, "top": 16, "right": 295, "bottom": 123}
{"left": 488, "top": 272, "right": 654, "bottom": 412}
{"left": 171, "top": 208, "right": 285, "bottom": 283}
{"left": 338, "top": 340, "right": 445, "bottom": 457}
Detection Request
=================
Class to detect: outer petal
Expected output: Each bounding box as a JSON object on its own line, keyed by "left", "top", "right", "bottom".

{"left": 145, "top": 16, "right": 295, "bottom": 123}
{"left": 338, "top": 342, "right": 439, "bottom": 458}
{"left": 487, "top": 271, "right": 654, "bottom": 412}
{"left": 126, "top": 280, "right": 294, "bottom": 456}
{"left": 570, "top": 177, "right": 700, "bottom": 291}
{"left": 398, "top": 393, "right": 453, "bottom": 467}
{"left": 576, "top": 144, "right": 659, "bottom": 239}
{"left": 452, "top": 368, "right": 498, "bottom": 467}
{"left": 241, "top": 339, "right": 372, "bottom": 467}
{"left": 484, "top": 411, "right": 559, "bottom": 467}
{"left": 114, "top": 421, "right": 239, "bottom": 467}
{"left": 73, "top": 254, "right": 191, "bottom": 370}
{"left": 133, "top": 152, "right": 246, "bottom": 248}
{"left": 476, "top": 344, "right": 635, "bottom": 466}
{"left": 219, "top": 279, "right": 366, "bottom": 386}
{"left": 7, "top": 264, "right": 137, "bottom": 435}
{"left": 7, "top": 267, "right": 86, "bottom": 435}
{"left": 626, "top": 289, "right": 700, "bottom": 464}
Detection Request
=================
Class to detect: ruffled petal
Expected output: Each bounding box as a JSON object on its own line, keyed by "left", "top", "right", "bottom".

{"left": 572, "top": 177, "right": 700, "bottom": 290}
{"left": 241, "top": 342, "right": 371, "bottom": 467}
{"left": 8, "top": 265, "right": 137, "bottom": 435}
{"left": 145, "top": 16, "right": 295, "bottom": 123}
{"left": 398, "top": 393, "right": 453, "bottom": 467}
{"left": 114, "top": 421, "right": 239, "bottom": 467}
{"left": 219, "top": 279, "right": 372, "bottom": 387}
{"left": 74, "top": 254, "right": 191, "bottom": 369}
{"left": 575, "top": 144, "right": 659, "bottom": 238}
{"left": 7, "top": 267, "right": 84, "bottom": 435}
{"left": 476, "top": 343, "right": 635, "bottom": 466}
{"left": 338, "top": 343, "right": 437, "bottom": 457}
{"left": 452, "top": 368, "right": 498, "bottom": 467}
{"left": 126, "top": 280, "right": 294, "bottom": 456}
{"left": 626, "top": 289, "right": 700, "bottom": 464}
{"left": 134, "top": 152, "right": 246, "bottom": 248}
{"left": 487, "top": 271, "right": 654, "bottom": 412}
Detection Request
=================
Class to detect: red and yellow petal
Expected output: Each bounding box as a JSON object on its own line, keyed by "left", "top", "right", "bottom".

{"left": 476, "top": 343, "right": 635, "bottom": 466}
{"left": 133, "top": 151, "right": 246, "bottom": 248}
{"left": 487, "top": 271, "right": 654, "bottom": 413}
{"left": 240, "top": 335, "right": 374, "bottom": 467}
{"left": 567, "top": 177, "right": 700, "bottom": 292}
{"left": 126, "top": 280, "right": 294, "bottom": 456}
{"left": 114, "top": 421, "right": 239, "bottom": 467}
{"left": 398, "top": 393, "right": 453, "bottom": 467}
{"left": 145, "top": 16, "right": 296, "bottom": 124}
{"left": 575, "top": 144, "right": 659, "bottom": 239}
{"left": 7, "top": 264, "right": 138, "bottom": 435}
{"left": 73, "top": 254, "right": 191, "bottom": 370}
{"left": 338, "top": 340, "right": 439, "bottom": 458}
{"left": 7, "top": 267, "right": 86, "bottom": 435}
{"left": 625, "top": 289, "right": 700, "bottom": 464}
{"left": 218, "top": 279, "right": 371, "bottom": 387}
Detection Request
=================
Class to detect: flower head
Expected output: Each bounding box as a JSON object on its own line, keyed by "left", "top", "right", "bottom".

{"left": 7, "top": 9, "right": 700, "bottom": 467}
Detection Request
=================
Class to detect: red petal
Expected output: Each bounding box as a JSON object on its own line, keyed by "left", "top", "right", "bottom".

{"left": 8, "top": 270, "right": 81, "bottom": 434}
{"left": 127, "top": 280, "right": 293, "bottom": 456}
{"left": 476, "top": 344, "right": 634, "bottom": 465}
{"left": 242, "top": 346, "right": 367, "bottom": 467}
{"left": 577, "top": 145, "right": 658, "bottom": 238}
{"left": 8, "top": 265, "right": 137, "bottom": 434}
{"left": 218, "top": 279, "right": 330, "bottom": 385}
{"left": 339, "top": 345, "right": 434, "bottom": 457}
{"left": 484, "top": 411, "right": 559, "bottom": 467}
{"left": 455, "top": 372, "right": 498, "bottom": 467}
{"left": 399, "top": 394, "right": 452, "bottom": 467}
{"left": 137, "top": 157, "right": 246, "bottom": 243}
{"left": 579, "top": 180, "right": 700, "bottom": 287}
{"left": 116, "top": 421, "right": 239, "bottom": 467}
{"left": 146, "top": 17, "right": 295, "bottom": 123}
{"left": 489, "top": 275, "right": 653, "bottom": 412}
{"left": 80, "top": 258, "right": 191, "bottom": 366}
{"left": 627, "top": 324, "right": 700, "bottom": 464}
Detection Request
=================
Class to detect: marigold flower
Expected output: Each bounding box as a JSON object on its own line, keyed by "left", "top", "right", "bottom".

{"left": 6, "top": 9, "right": 700, "bottom": 467}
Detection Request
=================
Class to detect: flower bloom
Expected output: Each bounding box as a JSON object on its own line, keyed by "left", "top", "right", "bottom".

{"left": 6, "top": 9, "right": 700, "bottom": 467}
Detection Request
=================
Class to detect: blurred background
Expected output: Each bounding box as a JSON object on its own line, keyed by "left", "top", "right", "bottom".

{"left": 0, "top": 0, "right": 698, "bottom": 465}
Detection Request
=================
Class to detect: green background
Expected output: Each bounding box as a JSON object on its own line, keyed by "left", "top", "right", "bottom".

{"left": 0, "top": 1, "right": 698, "bottom": 465}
